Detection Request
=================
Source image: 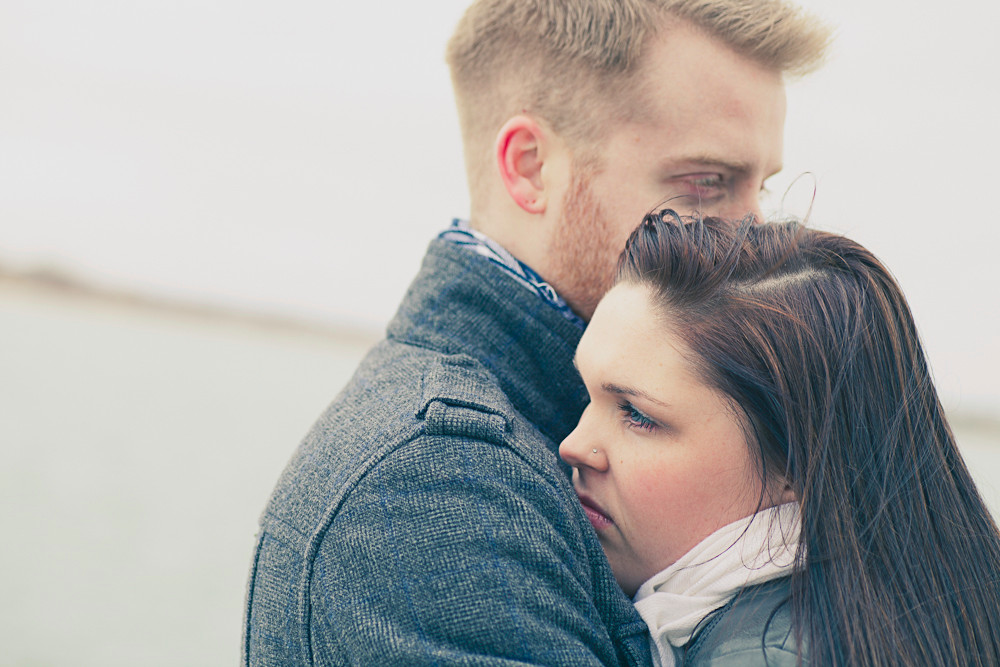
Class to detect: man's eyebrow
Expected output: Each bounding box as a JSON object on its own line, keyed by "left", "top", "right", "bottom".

{"left": 667, "top": 156, "right": 784, "bottom": 179}
{"left": 602, "top": 382, "right": 672, "bottom": 408}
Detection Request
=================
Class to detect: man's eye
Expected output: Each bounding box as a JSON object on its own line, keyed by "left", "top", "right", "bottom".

{"left": 689, "top": 174, "right": 724, "bottom": 189}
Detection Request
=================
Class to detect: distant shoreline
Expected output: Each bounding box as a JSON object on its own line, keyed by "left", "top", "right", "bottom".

{"left": 2, "top": 263, "right": 997, "bottom": 439}
{"left": 0, "top": 263, "right": 381, "bottom": 348}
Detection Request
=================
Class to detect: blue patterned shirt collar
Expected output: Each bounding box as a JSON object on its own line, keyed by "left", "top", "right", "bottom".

{"left": 438, "top": 219, "right": 586, "bottom": 330}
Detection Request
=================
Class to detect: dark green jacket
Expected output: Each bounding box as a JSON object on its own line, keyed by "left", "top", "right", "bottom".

{"left": 682, "top": 578, "right": 803, "bottom": 666}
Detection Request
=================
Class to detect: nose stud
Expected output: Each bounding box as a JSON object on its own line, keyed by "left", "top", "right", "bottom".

{"left": 592, "top": 448, "right": 599, "bottom": 454}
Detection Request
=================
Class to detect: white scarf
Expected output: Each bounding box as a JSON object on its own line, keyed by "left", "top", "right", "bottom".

{"left": 632, "top": 503, "right": 800, "bottom": 667}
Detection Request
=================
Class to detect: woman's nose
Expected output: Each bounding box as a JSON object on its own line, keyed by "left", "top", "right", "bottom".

{"left": 559, "top": 426, "right": 587, "bottom": 468}
{"left": 559, "top": 416, "right": 608, "bottom": 472}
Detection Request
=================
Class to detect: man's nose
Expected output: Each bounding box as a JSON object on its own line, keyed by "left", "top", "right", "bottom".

{"left": 719, "top": 194, "right": 763, "bottom": 224}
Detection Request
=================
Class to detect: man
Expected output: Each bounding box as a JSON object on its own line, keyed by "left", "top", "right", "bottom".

{"left": 243, "top": 1, "right": 829, "bottom": 664}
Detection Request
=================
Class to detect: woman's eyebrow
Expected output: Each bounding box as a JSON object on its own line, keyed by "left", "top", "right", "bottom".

{"left": 602, "top": 382, "right": 672, "bottom": 408}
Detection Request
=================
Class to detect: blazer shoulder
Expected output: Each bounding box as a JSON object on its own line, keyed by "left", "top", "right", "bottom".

{"left": 262, "top": 343, "right": 552, "bottom": 535}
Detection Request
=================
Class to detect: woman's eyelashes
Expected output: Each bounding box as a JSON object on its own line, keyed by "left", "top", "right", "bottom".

{"left": 617, "top": 401, "right": 657, "bottom": 432}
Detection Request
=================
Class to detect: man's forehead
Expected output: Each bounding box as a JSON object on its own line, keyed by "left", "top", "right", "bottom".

{"left": 610, "top": 78, "right": 787, "bottom": 179}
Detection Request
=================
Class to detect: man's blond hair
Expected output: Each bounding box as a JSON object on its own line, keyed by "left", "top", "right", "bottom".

{"left": 446, "top": 0, "right": 831, "bottom": 200}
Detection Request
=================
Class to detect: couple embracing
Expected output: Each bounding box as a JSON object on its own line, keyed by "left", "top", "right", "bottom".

{"left": 244, "top": 1, "right": 1000, "bottom": 665}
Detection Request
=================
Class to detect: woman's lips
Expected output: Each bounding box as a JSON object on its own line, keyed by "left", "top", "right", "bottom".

{"left": 576, "top": 492, "right": 614, "bottom": 530}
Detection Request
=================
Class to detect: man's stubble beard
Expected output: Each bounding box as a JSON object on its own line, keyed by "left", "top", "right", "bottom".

{"left": 546, "top": 163, "right": 624, "bottom": 322}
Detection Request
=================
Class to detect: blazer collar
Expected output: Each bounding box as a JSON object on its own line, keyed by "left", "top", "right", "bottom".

{"left": 387, "top": 238, "right": 588, "bottom": 446}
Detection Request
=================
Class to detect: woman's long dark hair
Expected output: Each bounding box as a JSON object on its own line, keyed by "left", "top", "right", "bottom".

{"left": 616, "top": 211, "right": 1000, "bottom": 665}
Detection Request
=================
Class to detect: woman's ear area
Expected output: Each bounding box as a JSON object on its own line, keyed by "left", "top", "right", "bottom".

{"left": 778, "top": 483, "right": 797, "bottom": 505}
{"left": 495, "top": 115, "right": 551, "bottom": 214}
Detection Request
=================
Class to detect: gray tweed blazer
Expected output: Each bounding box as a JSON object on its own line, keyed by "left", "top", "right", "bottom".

{"left": 242, "top": 238, "right": 651, "bottom": 666}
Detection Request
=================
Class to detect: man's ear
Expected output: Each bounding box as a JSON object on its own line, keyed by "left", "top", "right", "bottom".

{"left": 495, "top": 116, "right": 549, "bottom": 214}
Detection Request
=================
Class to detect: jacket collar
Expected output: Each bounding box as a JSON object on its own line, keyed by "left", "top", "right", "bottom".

{"left": 386, "top": 238, "right": 588, "bottom": 447}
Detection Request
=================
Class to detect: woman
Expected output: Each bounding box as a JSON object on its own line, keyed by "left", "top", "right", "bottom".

{"left": 560, "top": 211, "right": 1000, "bottom": 666}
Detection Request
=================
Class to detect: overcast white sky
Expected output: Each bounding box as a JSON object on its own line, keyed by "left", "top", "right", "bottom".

{"left": 1, "top": 0, "right": 998, "bottom": 413}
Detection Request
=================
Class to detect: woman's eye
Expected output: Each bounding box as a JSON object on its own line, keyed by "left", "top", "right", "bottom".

{"left": 618, "top": 401, "right": 657, "bottom": 432}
